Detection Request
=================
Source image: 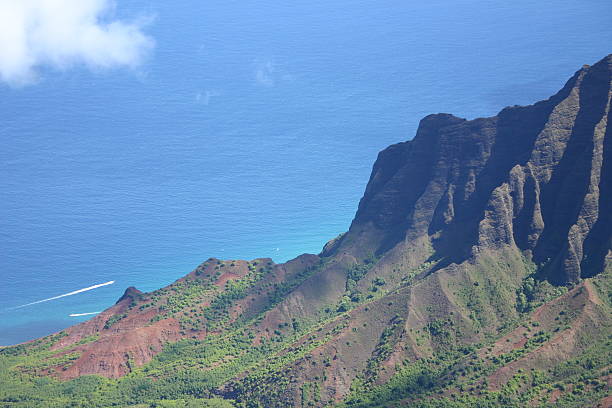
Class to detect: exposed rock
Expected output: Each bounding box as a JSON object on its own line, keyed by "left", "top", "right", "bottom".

{"left": 331, "top": 54, "right": 612, "bottom": 284}
{"left": 115, "top": 286, "right": 143, "bottom": 304}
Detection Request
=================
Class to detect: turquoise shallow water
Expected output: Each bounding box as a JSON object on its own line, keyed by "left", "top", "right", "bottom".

{"left": 1, "top": 0, "right": 611, "bottom": 345}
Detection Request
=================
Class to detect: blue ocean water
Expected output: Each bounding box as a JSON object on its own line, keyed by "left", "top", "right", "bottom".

{"left": 1, "top": 0, "right": 611, "bottom": 346}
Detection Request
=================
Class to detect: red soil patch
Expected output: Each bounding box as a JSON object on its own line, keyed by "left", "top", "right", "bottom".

{"left": 487, "top": 281, "right": 605, "bottom": 390}
{"left": 215, "top": 271, "right": 244, "bottom": 287}
{"left": 596, "top": 395, "right": 612, "bottom": 408}
{"left": 549, "top": 388, "right": 562, "bottom": 403}
{"left": 43, "top": 257, "right": 288, "bottom": 379}
{"left": 57, "top": 317, "right": 181, "bottom": 379}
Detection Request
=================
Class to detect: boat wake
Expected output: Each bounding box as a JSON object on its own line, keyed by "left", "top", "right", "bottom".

{"left": 10, "top": 281, "right": 115, "bottom": 309}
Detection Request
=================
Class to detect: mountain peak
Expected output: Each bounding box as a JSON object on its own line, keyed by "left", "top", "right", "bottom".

{"left": 115, "top": 286, "right": 143, "bottom": 304}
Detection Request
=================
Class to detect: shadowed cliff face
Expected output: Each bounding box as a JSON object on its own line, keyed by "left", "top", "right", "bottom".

{"left": 334, "top": 54, "right": 612, "bottom": 284}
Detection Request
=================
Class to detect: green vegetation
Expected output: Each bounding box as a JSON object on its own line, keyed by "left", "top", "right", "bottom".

{"left": 338, "top": 330, "right": 611, "bottom": 408}
{"left": 104, "top": 312, "right": 128, "bottom": 329}
{"left": 337, "top": 255, "right": 383, "bottom": 313}
{"left": 516, "top": 272, "right": 568, "bottom": 314}
{"left": 0, "top": 259, "right": 609, "bottom": 408}
{"left": 363, "top": 315, "right": 403, "bottom": 380}
{"left": 267, "top": 260, "right": 328, "bottom": 307}
{"left": 0, "top": 337, "right": 238, "bottom": 407}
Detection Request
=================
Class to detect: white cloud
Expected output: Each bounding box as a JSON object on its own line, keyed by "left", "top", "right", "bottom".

{"left": 0, "top": 0, "right": 153, "bottom": 85}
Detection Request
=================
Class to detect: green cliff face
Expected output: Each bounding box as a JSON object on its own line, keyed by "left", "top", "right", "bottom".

{"left": 1, "top": 55, "right": 611, "bottom": 408}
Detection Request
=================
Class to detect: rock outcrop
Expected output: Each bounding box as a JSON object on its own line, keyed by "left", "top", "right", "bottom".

{"left": 115, "top": 286, "right": 143, "bottom": 304}
{"left": 331, "top": 54, "right": 612, "bottom": 284}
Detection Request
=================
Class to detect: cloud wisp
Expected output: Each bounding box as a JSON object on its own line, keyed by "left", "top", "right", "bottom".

{"left": 0, "top": 0, "right": 154, "bottom": 85}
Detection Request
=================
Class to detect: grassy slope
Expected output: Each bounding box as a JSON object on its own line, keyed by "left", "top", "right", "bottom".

{"left": 1, "top": 250, "right": 609, "bottom": 408}
{"left": 338, "top": 267, "right": 611, "bottom": 408}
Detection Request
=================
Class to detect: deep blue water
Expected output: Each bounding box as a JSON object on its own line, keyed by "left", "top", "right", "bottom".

{"left": 1, "top": 0, "right": 611, "bottom": 346}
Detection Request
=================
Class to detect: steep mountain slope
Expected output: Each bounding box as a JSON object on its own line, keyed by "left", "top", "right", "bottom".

{"left": 1, "top": 55, "right": 610, "bottom": 408}
{"left": 331, "top": 54, "right": 611, "bottom": 285}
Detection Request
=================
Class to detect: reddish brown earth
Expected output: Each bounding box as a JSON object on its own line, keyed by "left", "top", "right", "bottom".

{"left": 35, "top": 254, "right": 326, "bottom": 380}
{"left": 48, "top": 292, "right": 183, "bottom": 379}
{"left": 487, "top": 281, "right": 607, "bottom": 390}
{"left": 39, "top": 258, "right": 270, "bottom": 379}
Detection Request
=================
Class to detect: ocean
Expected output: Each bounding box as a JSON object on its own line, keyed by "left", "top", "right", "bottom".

{"left": 1, "top": 0, "right": 611, "bottom": 345}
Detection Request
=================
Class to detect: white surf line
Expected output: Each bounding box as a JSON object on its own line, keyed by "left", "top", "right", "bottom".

{"left": 69, "top": 311, "right": 102, "bottom": 317}
{"left": 11, "top": 281, "right": 115, "bottom": 309}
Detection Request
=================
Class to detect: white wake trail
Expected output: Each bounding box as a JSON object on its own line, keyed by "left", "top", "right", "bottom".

{"left": 11, "top": 281, "right": 115, "bottom": 309}
{"left": 69, "top": 312, "right": 101, "bottom": 317}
